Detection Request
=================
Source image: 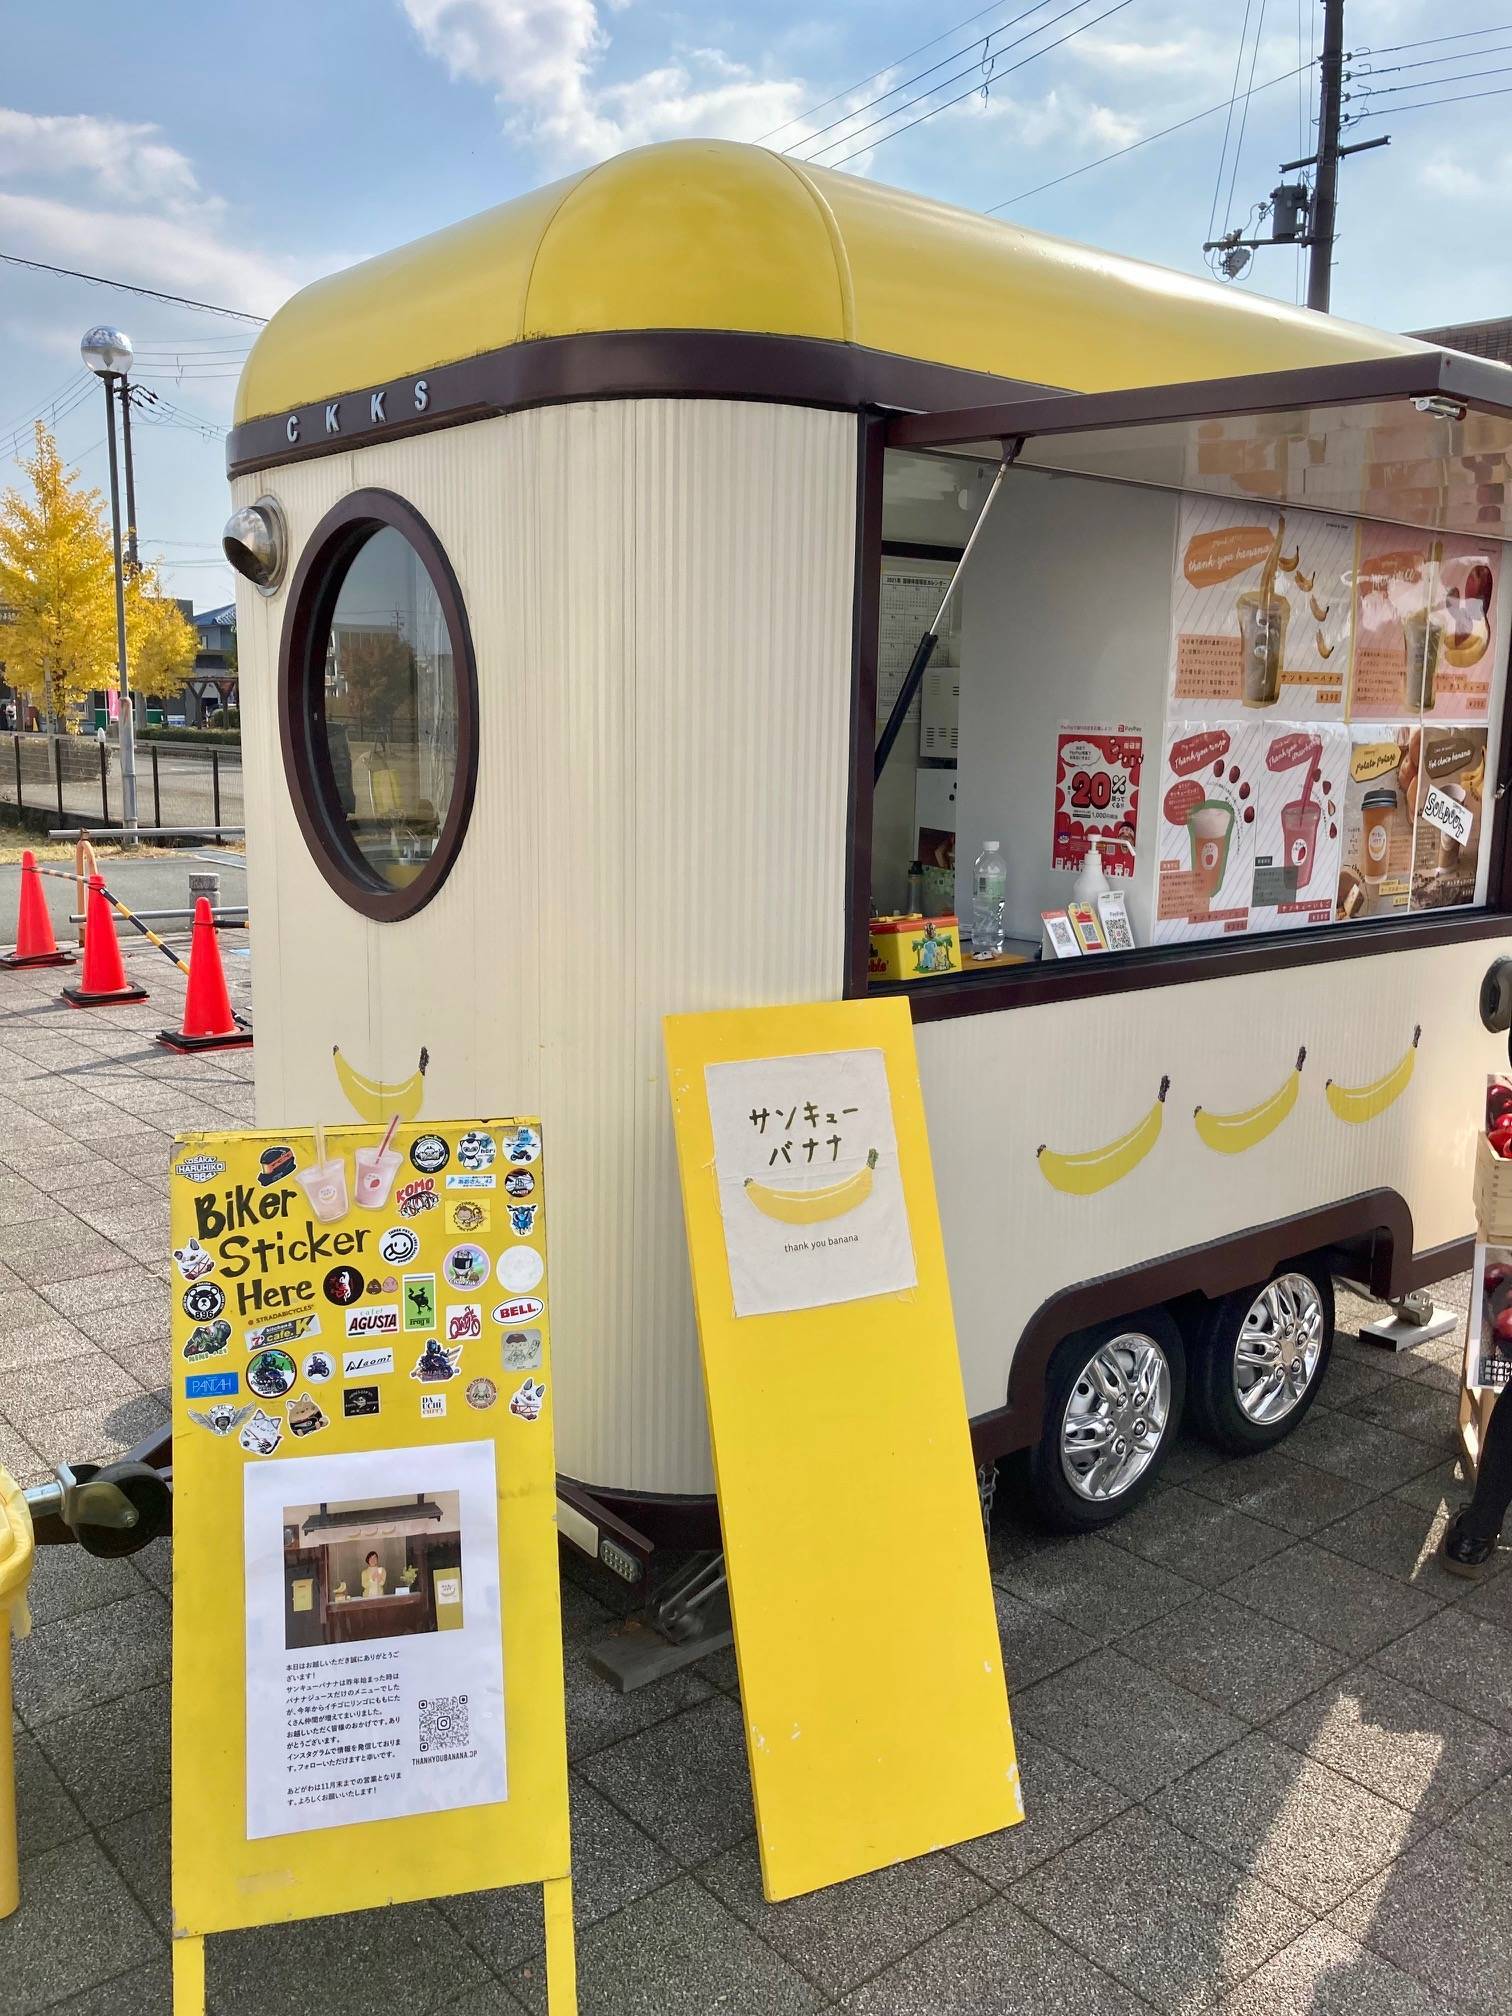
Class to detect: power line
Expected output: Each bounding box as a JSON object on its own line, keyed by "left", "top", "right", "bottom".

{"left": 0, "top": 251, "right": 268, "bottom": 324}
{"left": 1350, "top": 23, "right": 1512, "bottom": 60}
{"left": 757, "top": 1, "right": 1022, "bottom": 143}
{"left": 1355, "top": 41, "right": 1512, "bottom": 79}
{"left": 1347, "top": 78, "right": 1512, "bottom": 119}
{"left": 816, "top": 0, "right": 1137, "bottom": 170}
{"left": 790, "top": 2, "right": 1064, "bottom": 158}
{"left": 1350, "top": 62, "right": 1512, "bottom": 99}
{"left": 1221, "top": 0, "right": 1271, "bottom": 241}
{"left": 987, "top": 58, "right": 1311, "bottom": 211}
{"left": 1208, "top": 1, "right": 1256, "bottom": 246}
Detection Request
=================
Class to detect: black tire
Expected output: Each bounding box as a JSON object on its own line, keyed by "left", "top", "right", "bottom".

{"left": 73, "top": 1461, "right": 173, "bottom": 1557}
{"left": 1026, "top": 1309, "right": 1186, "bottom": 1533}
{"left": 1188, "top": 1262, "right": 1334, "bottom": 1454}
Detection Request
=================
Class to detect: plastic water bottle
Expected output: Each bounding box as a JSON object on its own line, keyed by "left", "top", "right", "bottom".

{"left": 972, "top": 840, "right": 1007, "bottom": 958}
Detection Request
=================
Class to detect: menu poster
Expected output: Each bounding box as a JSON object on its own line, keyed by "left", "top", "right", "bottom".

{"left": 1411, "top": 725, "right": 1487, "bottom": 912}
{"left": 1151, "top": 721, "right": 1262, "bottom": 944}
{"left": 1248, "top": 723, "right": 1349, "bottom": 933}
{"left": 1349, "top": 526, "right": 1499, "bottom": 722}
{"left": 1470, "top": 1240, "right": 1512, "bottom": 1392}
{"left": 1168, "top": 498, "right": 1353, "bottom": 721}
{"left": 1337, "top": 726, "right": 1416, "bottom": 922}
{"left": 1050, "top": 724, "right": 1143, "bottom": 876}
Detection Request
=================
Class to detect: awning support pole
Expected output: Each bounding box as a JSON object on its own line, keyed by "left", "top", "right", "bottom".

{"left": 872, "top": 439, "right": 1020, "bottom": 785}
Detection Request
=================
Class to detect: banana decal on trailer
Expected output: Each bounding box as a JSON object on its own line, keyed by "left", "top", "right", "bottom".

{"left": 1037, "top": 1076, "right": 1170, "bottom": 1195}
{"left": 1325, "top": 1025, "right": 1421, "bottom": 1124}
{"left": 1194, "top": 1047, "right": 1307, "bottom": 1154}
{"left": 332, "top": 1044, "right": 430, "bottom": 1122}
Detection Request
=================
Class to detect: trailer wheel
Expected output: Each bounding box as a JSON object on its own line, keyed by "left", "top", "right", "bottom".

{"left": 1027, "top": 1311, "right": 1185, "bottom": 1532}
{"left": 1188, "top": 1264, "right": 1333, "bottom": 1454}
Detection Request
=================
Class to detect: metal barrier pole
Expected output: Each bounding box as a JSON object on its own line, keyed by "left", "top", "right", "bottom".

{"left": 212, "top": 747, "right": 221, "bottom": 831}
{"left": 11, "top": 736, "right": 20, "bottom": 817}
{"left": 99, "top": 736, "right": 109, "bottom": 825}
{"left": 53, "top": 735, "right": 63, "bottom": 827}
{"left": 152, "top": 744, "right": 161, "bottom": 829}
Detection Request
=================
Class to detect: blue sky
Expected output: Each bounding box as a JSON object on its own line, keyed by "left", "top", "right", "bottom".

{"left": 3, "top": 0, "right": 1509, "bottom": 609}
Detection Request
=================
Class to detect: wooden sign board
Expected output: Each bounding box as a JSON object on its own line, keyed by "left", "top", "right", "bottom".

{"left": 168, "top": 1119, "right": 573, "bottom": 2009}
{"left": 663, "top": 999, "right": 1020, "bottom": 1901}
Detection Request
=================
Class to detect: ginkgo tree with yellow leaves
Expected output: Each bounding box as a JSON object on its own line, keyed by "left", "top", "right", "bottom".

{"left": 0, "top": 420, "right": 198, "bottom": 725}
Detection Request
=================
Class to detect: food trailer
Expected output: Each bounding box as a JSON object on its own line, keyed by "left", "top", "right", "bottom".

{"left": 221, "top": 139, "right": 1512, "bottom": 1553}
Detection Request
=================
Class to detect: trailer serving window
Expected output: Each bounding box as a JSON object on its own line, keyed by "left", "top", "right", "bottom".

{"left": 852, "top": 352, "right": 1512, "bottom": 1010}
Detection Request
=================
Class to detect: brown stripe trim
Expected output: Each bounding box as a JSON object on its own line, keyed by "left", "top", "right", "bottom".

{"left": 870, "top": 908, "right": 1512, "bottom": 1022}
{"left": 226, "top": 329, "right": 1061, "bottom": 478}
{"left": 557, "top": 1474, "right": 722, "bottom": 1553}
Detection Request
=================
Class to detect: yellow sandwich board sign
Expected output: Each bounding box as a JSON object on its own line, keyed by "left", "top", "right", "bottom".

{"left": 168, "top": 1119, "right": 573, "bottom": 2011}
{"left": 663, "top": 998, "right": 1020, "bottom": 1901}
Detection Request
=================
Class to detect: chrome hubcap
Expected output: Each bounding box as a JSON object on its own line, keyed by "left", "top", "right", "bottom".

{"left": 1234, "top": 1273, "right": 1324, "bottom": 1424}
{"left": 1060, "top": 1334, "right": 1172, "bottom": 1502}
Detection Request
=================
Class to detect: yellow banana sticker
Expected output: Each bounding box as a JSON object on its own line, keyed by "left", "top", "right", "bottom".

{"left": 332, "top": 1044, "right": 429, "bottom": 1123}
{"left": 1194, "top": 1047, "right": 1306, "bottom": 1154}
{"left": 1037, "top": 1077, "right": 1169, "bottom": 1196}
{"left": 1325, "top": 1026, "right": 1421, "bottom": 1124}
{"left": 744, "top": 1148, "right": 878, "bottom": 1225}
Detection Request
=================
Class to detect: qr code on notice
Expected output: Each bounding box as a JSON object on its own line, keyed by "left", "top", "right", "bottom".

{"left": 418, "top": 1693, "right": 469, "bottom": 1753}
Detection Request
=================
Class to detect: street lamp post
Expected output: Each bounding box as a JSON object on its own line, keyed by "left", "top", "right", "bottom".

{"left": 80, "top": 326, "right": 137, "bottom": 844}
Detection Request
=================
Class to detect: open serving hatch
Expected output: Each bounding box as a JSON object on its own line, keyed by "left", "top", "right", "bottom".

{"left": 886, "top": 349, "right": 1512, "bottom": 540}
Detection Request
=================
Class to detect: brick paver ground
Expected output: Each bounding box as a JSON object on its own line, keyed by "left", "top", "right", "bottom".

{"left": 3, "top": 941, "right": 1512, "bottom": 2013}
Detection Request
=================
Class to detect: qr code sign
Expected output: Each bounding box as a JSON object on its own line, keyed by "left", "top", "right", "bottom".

{"left": 418, "top": 1693, "right": 470, "bottom": 1753}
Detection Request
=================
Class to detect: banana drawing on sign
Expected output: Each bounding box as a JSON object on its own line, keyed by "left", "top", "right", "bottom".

{"left": 333, "top": 1045, "right": 429, "bottom": 1122}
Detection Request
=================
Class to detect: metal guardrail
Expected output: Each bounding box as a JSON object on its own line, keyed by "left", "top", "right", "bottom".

{"left": 2, "top": 732, "right": 242, "bottom": 836}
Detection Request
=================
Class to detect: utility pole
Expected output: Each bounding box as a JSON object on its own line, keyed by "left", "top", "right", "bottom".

{"left": 1202, "top": 0, "right": 1387, "bottom": 313}
{"left": 1307, "top": 0, "right": 1344, "bottom": 310}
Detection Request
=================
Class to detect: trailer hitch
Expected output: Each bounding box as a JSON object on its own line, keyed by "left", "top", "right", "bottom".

{"left": 24, "top": 1460, "right": 172, "bottom": 1558}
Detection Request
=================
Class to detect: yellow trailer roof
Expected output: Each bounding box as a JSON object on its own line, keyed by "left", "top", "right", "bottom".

{"left": 235, "top": 139, "right": 1425, "bottom": 426}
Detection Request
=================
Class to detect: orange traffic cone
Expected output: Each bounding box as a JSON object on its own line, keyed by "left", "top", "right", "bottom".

{"left": 1, "top": 850, "right": 74, "bottom": 968}
{"left": 61, "top": 875, "right": 148, "bottom": 1007}
{"left": 159, "top": 898, "right": 251, "bottom": 1051}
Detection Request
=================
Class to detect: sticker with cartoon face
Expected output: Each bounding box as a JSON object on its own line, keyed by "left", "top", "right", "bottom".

{"left": 379, "top": 1225, "right": 420, "bottom": 1266}
{"left": 446, "top": 1198, "right": 489, "bottom": 1235}
{"left": 411, "top": 1339, "right": 463, "bottom": 1382}
{"left": 302, "top": 1349, "right": 335, "bottom": 1384}
{"left": 239, "top": 1408, "right": 283, "bottom": 1455}
{"left": 456, "top": 1129, "right": 495, "bottom": 1170}
{"left": 507, "top": 1203, "right": 537, "bottom": 1237}
{"left": 503, "top": 1170, "right": 535, "bottom": 1199}
{"left": 496, "top": 1245, "right": 545, "bottom": 1294}
{"left": 246, "top": 1348, "right": 297, "bottom": 1399}
{"left": 287, "top": 1391, "right": 329, "bottom": 1438}
{"left": 443, "top": 1243, "right": 490, "bottom": 1291}
{"left": 503, "top": 1125, "right": 540, "bottom": 1165}
{"left": 172, "top": 1238, "right": 214, "bottom": 1283}
{"left": 187, "top": 1400, "right": 252, "bottom": 1437}
{"left": 501, "top": 1328, "right": 542, "bottom": 1372}
{"left": 410, "top": 1133, "right": 450, "bottom": 1174}
{"left": 182, "top": 1319, "right": 232, "bottom": 1362}
{"left": 508, "top": 1377, "right": 546, "bottom": 1421}
{"left": 182, "top": 1281, "right": 225, "bottom": 1323}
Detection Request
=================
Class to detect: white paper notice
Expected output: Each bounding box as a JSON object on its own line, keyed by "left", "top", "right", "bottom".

{"left": 242, "top": 1440, "right": 506, "bottom": 1841}
{"left": 705, "top": 1048, "right": 916, "bottom": 1318}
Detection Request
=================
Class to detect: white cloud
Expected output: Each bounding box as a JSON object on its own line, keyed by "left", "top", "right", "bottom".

{"left": 401, "top": 0, "right": 810, "bottom": 160}
{"left": 0, "top": 109, "right": 202, "bottom": 210}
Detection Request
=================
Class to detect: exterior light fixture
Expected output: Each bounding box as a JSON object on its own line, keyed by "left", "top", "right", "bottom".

{"left": 1412, "top": 396, "right": 1467, "bottom": 423}
{"left": 222, "top": 495, "right": 289, "bottom": 594}
{"left": 80, "top": 326, "right": 134, "bottom": 377}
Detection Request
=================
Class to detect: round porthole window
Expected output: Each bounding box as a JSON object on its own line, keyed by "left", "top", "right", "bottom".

{"left": 279, "top": 491, "right": 478, "bottom": 920}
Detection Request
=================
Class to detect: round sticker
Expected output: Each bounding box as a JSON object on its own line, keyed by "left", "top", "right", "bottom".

{"left": 410, "top": 1133, "right": 450, "bottom": 1174}
{"left": 444, "top": 1243, "right": 491, "bottom": 1291}
{"left": 466, "top": 1376, "right": 498, "bottom": 1411}
{"left": 456, "top": 1129, "right": 496, "bottom": 1170}
{"left": 246, "top": 1348, "right": 296, "bottom": 1398}
{"left": 379, "top": 1226, "right": 420, "bottom": 1266}
{"left": 503, "top": 1170, "right": 535, "bottom": 1199}
{"left": 322, "top": 1264, "right": 365, "bottom": 1306}
{"left": 496, "top": 1245, "right": 546, "bottom": 1293}
{"left": 181, "top": 1281, "right": 225, "bottom": 1322}
{"left": 303, "top": 1350, "right": 335, "bottom": 1384}
{"left": 503, "top": 1125, "right": 540, "bottom": 1165}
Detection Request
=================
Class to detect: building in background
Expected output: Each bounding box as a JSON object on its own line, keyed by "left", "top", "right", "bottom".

{"left": 183, "top": 602, "right": 238, "bottom": 725}
{"left": 1410, "top": 317, "right": 1512, "bottom": 365}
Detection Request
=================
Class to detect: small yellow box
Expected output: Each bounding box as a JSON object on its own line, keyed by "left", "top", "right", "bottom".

{"left": 868, "top": 914, "right": 960, "bottom": 983}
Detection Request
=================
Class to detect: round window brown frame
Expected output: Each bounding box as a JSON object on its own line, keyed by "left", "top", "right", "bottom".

{"left": 279, "top": 489, "right": 479, "bottom": 922}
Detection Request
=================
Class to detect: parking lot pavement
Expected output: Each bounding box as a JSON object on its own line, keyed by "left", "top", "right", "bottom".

{"left": 3, "top": 944, "right": 1511, "bottom": 2013}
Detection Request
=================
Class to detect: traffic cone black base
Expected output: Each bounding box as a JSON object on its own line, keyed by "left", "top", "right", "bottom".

{"left": 62, "top": 979, "right": 148, "bottom": 1007}
{"left": 0, "top": 946, "right": 73, "bottom": 969}
{"left": 158, "top": 1024, "right": 253, "bottom": 1052}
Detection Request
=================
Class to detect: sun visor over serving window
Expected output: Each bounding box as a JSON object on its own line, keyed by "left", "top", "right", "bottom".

{"left": 886, "top": 350, "right": 1512, "bottom": 543}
